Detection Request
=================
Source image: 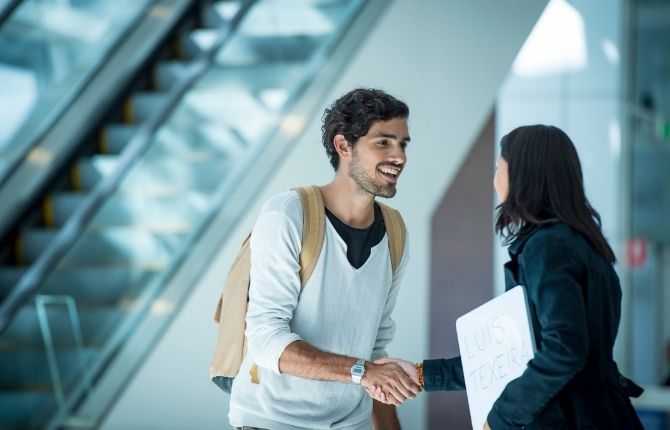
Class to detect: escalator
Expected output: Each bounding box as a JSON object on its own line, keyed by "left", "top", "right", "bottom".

{"left": 0, "top": 0, "right": 156, "bottom": 183}
{"left": 0, "top": 0, "right": 387, "bottom": 428}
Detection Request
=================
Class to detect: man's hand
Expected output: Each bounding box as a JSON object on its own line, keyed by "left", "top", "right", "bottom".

{"left": 483, "top": 420, "right": 491, "bottom": 430}
{"left": 365, "top": 357, "right": 420, "bottom": 405}
{"left": 361, "top": 361, "right": 420, "bottom": 406}
{"left": 374, "top": 357, "right": 418, "bottom": 384}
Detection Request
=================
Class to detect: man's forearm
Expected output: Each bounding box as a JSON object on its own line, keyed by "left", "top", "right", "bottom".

{"left": 278, "top": 340, "right": 420, "bottom": 405}
{"left": 372, "top": 400, "right": 400, "bottom": 430}
{"left": 278, "top": 340, "right": 357, "bottom": 382}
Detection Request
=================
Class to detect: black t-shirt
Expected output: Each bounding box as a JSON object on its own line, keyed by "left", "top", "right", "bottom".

{"left": 325, "top": 203, "right": 386, "bottom": 269}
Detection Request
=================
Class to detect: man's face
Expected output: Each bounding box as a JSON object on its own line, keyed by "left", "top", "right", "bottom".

{"left": 347, "top": 117, "right": 409, "bottom": 198}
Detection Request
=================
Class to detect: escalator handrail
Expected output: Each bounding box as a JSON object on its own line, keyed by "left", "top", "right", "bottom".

{"left": 0, "top": 0, "right": 157, "bottom": 194}
{"left": 0, "top": 0, "right": 22, "bottom": 27}
{"left": 0, "top": 0, "right": 257, "bottom": 336}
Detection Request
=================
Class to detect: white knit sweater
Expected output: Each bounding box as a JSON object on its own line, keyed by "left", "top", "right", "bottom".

{"left": 228, "top": 190, "right": 408, "bottom": 430}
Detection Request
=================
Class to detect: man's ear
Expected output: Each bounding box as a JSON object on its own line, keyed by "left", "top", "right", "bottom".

{"left": 333, "top": 134, "right": 352, "bottom": 161}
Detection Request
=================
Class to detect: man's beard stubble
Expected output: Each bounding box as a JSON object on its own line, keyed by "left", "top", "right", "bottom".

{"left": 349, "top": 150, "right": 397, "bottom": 198}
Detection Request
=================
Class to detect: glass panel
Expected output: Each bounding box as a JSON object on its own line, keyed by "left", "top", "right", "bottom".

{"left": 0, "top": 0, "right": 152, "bottom": 181}
{"left": 629, "top": 0, "right": 670, "bottom": 386}
{"left": 627, "top": 0, "right": 670, "bottom": 426}
{"left": 65, "top": 0, "right": 367, "bottom": 337}
{"left": 0, "top": 0, "right": 371, "bottom": 427}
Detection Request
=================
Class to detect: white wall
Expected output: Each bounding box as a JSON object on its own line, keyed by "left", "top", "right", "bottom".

{"left": 102, "top": 1, "right": 546, "bottom": 429}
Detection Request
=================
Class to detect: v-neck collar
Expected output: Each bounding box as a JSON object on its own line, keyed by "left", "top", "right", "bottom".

{"left": 324, "top": 217, "right": 386, "bottom": 272}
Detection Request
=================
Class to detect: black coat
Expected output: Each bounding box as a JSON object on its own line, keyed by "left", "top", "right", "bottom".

{"left": 423, "top": 222, "right": 643, "bottom": 430}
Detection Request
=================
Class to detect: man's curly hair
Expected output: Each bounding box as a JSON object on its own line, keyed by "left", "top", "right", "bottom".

{"left": 321, "top": 88, "right": 409, "bottom": 171}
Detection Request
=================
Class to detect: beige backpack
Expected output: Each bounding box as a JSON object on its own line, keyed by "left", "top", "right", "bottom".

{"left": 209, "top": 185, "right": 406, "bottom": 392}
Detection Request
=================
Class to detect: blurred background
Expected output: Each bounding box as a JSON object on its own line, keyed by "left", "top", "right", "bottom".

{"left": 0, "top": 0, "right": 668, "bottom": 428}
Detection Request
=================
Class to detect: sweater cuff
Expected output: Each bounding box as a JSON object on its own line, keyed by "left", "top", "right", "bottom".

{"left": 253, "top": 333, "right": 302, "bottom": 375}
{"left": 370, "top": 349, "right": 388, "bottom": 361}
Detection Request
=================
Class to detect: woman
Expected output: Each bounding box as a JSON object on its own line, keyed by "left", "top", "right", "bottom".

{"left": 372, "top": 125, "right": 644, "bottom": 429}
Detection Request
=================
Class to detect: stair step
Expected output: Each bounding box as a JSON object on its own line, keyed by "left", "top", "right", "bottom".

{"left": 213, "top": 34, "right": 317, "bottom": 66}
{"left": 0, "top": 348, "right": 97, "bottom": 389}
{"left": 194, "top": 64, "right": 296, "bottom": 112}
{"left": 0, "top": 267, "right": 159, "bottom": 304}
{"left": 75, "top": 155, "right": 228, "bottom": 191}
{"left": 100, "top": 124, "right": 137, "bottom": 154}
{"left": 124, "top": 155, "right": 230, "bottom": 192}
{"left": 159, "top": 119, "right": 246, "bottom": 158}
{"left": 177, "top": 27, "right": 218, "bottom": 58}
{"left": 100, "top": 123, "right": 234, "bottom": 160}
{"left": 153, "top": 60, "right": 190, "bottom": 91}
{"left": 241, "top": 3, "right": 334, "bottom": 38}
{"left": 202, "top": 0, "right": 242, "bottom": 28}
{"left": 1, "top": 305, "right": 125, "bottom": 349}
{"left": 183, "top": 85, "right": 271, "bottom": 143}
{"left": 19, "top": 227, "right": 184, "bottom": 266}
{"left": 199, "top": 62, "right": 301, "bottom": 95}
{"left": 179, "top": 1, "right": 244, "bottom": 59}
{"left": 0, "top": 391, "right": 56, "bottom": 429}
{"left": 215, "top": 3, "right": 336, "bottom": 67}
{"left": 213, "top": 1, "right": 243, "bottom": 22}
{"left": 145, "top": 127, "right": 233, "bottom": 160}
{"left": 72, "top": 155, "right": 119, "bottom": 191}
{"left": 45, "top": 191, "right": 208, "bottom": 229}
{"left": 124, "top": 92, "right": 170, "bottom": 123}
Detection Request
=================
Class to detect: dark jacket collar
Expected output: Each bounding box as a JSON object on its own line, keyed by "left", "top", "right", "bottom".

{"left": 508, "top": 219, "right": 561, "bottom": 257}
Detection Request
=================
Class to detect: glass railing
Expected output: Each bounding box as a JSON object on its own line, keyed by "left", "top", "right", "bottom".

{"left": 0, "top": 0, "right": 152, "bottom": 184}
{"left": 0, "top": 0, "right": 382, "bottom": 428}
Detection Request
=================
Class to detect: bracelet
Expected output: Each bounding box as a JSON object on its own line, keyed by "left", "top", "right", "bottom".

{"left": 415, "top": 362, "right": 424, "bottom": 391}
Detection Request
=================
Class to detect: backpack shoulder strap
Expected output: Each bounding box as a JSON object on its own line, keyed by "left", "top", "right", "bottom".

{"left": 377, "top": 202, "right": 406, "bottom": 276}
{"left": 213, "top": 233, "right": 251, "bottom": 323}
{"left": 294, "top": 186, "right": 325, "bottom": 287}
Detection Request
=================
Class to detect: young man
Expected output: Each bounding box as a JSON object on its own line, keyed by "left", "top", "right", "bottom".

{"left": 228, "top": 88, "right": 420, "bottom": 430}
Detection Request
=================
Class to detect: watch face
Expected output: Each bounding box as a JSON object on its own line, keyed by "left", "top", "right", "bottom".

{"left": 352, "top": 365, "right": 365, "bottom": 376}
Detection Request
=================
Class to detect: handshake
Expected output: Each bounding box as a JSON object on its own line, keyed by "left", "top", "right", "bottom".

{"left": 363, "top": 357, "right": 493, "bottom": 430}
{"left": 361, "top": 357, "right": 421, "bottom": 406}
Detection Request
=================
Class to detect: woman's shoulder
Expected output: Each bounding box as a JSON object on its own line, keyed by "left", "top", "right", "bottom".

{"left": 522, "top": 222, "right": 588, "bottom": 256}
{"left": 529, "top": 222, "right": 573, "bottom": 239}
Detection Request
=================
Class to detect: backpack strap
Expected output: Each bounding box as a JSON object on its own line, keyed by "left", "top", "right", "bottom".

{"left": 214, "top": 187, "right": 324, "bottom": 324}
{"left": 293, "top": 186, "right": 325, "bottom": 287}
{"left": 213, "top": 233, "right": 251, "bottom": 323}
{"left": 377, "top": 202, "right": 406, "bottom": 276}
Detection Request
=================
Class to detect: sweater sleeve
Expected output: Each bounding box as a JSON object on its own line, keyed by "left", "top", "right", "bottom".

{"left": 245, "top": 209, "right": 303, "bottom": 375}
{"left": 371, "top": 231, "right": 410, "bottom": 360}
{"left": 487, "top": 234, "right": 588, "bottom": 430}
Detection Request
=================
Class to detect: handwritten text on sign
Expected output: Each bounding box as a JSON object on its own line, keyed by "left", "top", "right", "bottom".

{"left": 461, "top": 315, "right": 532, "bottom": 393}
{"left": 456, "top": 286, "right": 536, "bottom": 429}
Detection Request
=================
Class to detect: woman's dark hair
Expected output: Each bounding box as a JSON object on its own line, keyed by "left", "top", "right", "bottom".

{"left": 321, "top": 88, "right": 409, "bottom": 170}
{"left": 494, "top": 125, "right": 616, "bottom": 263}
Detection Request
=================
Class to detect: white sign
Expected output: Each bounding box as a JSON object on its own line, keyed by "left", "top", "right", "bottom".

{"left": 456, "top": 286, "right": 536, "bottom": 429}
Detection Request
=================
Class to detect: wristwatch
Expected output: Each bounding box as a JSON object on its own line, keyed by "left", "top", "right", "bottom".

{"left": 351, "top": 359, "right": 366, "bottom": 384}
